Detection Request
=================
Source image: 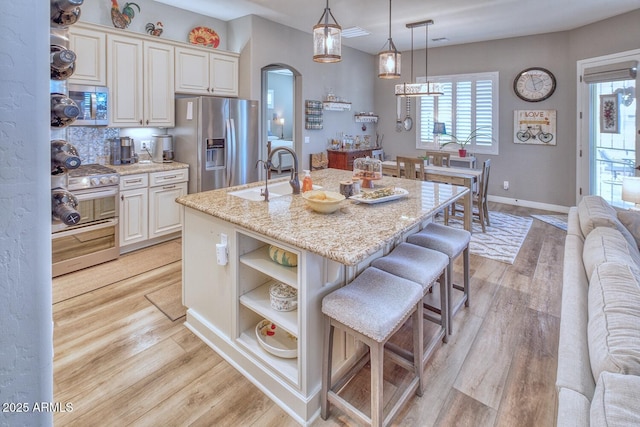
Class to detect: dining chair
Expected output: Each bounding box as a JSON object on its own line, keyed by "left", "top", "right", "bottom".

{"left": 396, "top": 156, "right": 425, "bottom": 180}
{"left": 371, "top": 149, "right": 384, "bottom": 161}
{"left": 450, "top": 159, "right": 491, "bottom": 232}
{"left": 424, "top": 150, "right": 450, "bottom": 167}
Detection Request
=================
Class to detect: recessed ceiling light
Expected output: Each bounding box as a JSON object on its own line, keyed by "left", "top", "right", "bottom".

{"left": 342, "top": 26, "right": 371, "bottom": 38}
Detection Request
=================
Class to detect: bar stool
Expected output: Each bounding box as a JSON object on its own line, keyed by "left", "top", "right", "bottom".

{"left": 370, "top": 242, "right": 450, "bottom": 364}
{"left": 321, "top": 267, "right": 424, "bottom": 427}
{"left": 407, "top": 223, "right": 471, "bottom": 335}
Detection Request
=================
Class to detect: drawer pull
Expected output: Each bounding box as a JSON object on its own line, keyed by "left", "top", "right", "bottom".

{"left": 161, "top": 175, "right": 177, "bottom": 180}
{"left": 163, "top": 185, "right": 176, "bottom": 190}
{"left": 126, "top": 178, "right": 142, "bottom": 184}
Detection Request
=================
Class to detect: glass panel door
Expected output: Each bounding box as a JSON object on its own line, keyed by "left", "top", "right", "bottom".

{"left": 590, "top": 79, "right": 637, "bottom": 207}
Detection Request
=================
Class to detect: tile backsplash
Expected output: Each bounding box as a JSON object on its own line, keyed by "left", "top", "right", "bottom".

{"left": 67, "top": 127, "right": 119, "bottom": 165}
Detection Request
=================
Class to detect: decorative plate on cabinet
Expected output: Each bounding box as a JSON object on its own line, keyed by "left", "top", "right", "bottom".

{"left": 255, "top": 319, "right": 297, "bottom": 359}
{"left": 188, "top": 26, "right": 220, "bottom": 48}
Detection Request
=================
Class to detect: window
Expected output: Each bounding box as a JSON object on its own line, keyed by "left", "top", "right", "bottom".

{"left": 417, "top": 71, "right": 499, "bottom": 155}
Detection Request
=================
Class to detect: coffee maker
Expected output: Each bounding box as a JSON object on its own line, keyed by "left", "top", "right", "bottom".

{"left": 110, "top": 137, "right": 137, "bottom": 165}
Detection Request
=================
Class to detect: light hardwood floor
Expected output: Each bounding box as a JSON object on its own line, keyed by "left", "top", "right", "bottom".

{"left": 53, "top": 203, "right": 564, "bottom": 426}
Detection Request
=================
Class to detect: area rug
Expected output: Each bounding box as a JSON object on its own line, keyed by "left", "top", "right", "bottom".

{"left": 53, "top": 239, "right": 182, "bottom": 304}
{"left": 436, "top": 211, "right": 533, "bottom": 264}
{"left": 145, "top": 282, "right": 186, "bottom": 321}
{"left": 531, "top": 214, "right": 568, "bottom": 231}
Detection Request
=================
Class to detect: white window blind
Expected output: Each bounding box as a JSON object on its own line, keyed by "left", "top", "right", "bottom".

{"left": 417, "top": 71, "right": 499, "bottom": 155}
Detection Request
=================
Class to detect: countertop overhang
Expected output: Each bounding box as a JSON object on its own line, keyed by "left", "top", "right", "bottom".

{"left": 110, "top": 160, "right": 189, "bottom": 175}
{"left": 177, "top": 168, "right": 468, "bottom": 266}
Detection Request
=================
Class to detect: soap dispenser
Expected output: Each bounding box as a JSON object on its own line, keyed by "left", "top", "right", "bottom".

{"left": 302, "top": 170, "right": 313, "bottom": 192}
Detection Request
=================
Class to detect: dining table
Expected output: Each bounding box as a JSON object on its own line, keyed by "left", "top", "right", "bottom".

{"left": 381, "top": 160, "right": 483, "bottom": 232}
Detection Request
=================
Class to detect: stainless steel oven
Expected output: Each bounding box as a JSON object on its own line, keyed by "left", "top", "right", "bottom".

{"left": 52, "top": 164, "right": 119, "bottom": 277}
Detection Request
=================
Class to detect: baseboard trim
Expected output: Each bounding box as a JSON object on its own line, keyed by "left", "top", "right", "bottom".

{"left": 488, "top": 195, "right": 571, "bottom": 213}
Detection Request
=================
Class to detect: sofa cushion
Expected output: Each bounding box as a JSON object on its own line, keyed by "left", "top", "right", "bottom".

{"left": 590, "top": 372, "right": 640, "bottom": 427}
{"left": 617, "top": 209, "right": 640, "bottom": 248}
{"left": 588, "top": 262, "right": 640, "bottom": 380}
{"left": 578, "top": 195, "right": 637, "bottom": 248}
{"left": 583, "top": 227, "right": 640, "bottom": 278}
{"left": 567, "top": 207, "right": 584, "bottom": 240}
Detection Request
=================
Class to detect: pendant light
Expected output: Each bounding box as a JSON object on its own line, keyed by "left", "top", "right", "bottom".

{"left": 313, "top": 0, "right": 342, "bottom": 63}
{"left": 395, "top": 19, "right": 442, "bottom": 96}
{"left": 377, "top": 0, "right": 401, "bottom": 78}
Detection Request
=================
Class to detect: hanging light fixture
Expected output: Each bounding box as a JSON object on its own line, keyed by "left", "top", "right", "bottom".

{"left": 313, "top": 0, "right": 342, "bottom": 63}
{"left": 395, "top": 19, "right": 442, "bottom": 96}
{"left": 377, "top": 0, "right": 401, "bottom": 78}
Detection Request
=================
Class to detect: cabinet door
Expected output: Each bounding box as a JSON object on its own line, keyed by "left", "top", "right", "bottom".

{"left": 119, "top": 187, "right": 148, "bottom": 247}
{"left": 175, "top": 46, "right": 210, "bottom": 95}
{"left": 210, "top": 53, "right": 238, "bottom": 97}
{"left": 68, "top": 27, "right": 106, "bottom": 85}
{"left": 144, "top": 41, "right": 174, "bottom": 127}
{"left": 148, "top": 181, "right": 187, "bottom": 239}
{"left": 107, "top": 35, "right": 144, "bottom": 127}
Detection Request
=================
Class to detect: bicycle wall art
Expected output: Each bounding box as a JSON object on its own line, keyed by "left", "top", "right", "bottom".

{"left": 513, "top": 109, "right": 557, "bottom": 145}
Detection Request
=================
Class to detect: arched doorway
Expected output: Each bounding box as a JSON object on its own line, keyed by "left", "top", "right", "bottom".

{"left": 261, "top": 65, "right": 301, "bottom": 177}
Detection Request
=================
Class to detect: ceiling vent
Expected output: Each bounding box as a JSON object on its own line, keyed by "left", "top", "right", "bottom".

{"left": 342, "top": 26, "right": 371, "bottom": 38}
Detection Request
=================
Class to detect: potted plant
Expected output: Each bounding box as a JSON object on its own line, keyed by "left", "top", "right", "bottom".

{"left": 439, "top": 126, "right": 492, "bottom": 157}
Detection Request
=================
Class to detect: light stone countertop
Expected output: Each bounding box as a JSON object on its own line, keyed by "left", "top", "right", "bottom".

{"left": 110, "top": 161, "right": 189, "bottom": 176}
{"left": 176, "top": 168, "right": 468, "bottom": 266}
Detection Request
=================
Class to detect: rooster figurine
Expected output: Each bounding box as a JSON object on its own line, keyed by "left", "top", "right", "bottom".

{"left": 145, "top": 22, "right": 164, "bottom": 37}
{"left": 111, "top": 0, "right": 140, "bottom": 29}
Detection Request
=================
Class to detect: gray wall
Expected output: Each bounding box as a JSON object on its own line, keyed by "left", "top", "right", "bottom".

{"left": 375, "top": 9, "right": 640, "bottom": 208}
{"left": 0, "top": 2, "right": 53, "bottom": 426}
{"left": 230, "top": 15, "right": 377, "bottom": 171}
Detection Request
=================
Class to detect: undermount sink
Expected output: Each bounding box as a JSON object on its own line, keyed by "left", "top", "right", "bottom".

{"left": 229, "top": 181, "right": 321, "bottom": 201}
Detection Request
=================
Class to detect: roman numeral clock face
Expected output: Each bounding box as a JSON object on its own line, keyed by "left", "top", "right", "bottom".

{"left": 513, "top": 67, "right": 556, "bottom": 102}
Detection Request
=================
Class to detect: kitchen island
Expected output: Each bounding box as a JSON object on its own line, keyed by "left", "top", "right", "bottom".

{"left": 175, "top": 168, "right": 469, "bottom": 425}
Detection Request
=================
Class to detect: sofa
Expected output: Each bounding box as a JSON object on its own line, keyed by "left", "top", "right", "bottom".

{"left": 556, "top": 195, "right": 640, "bottom": 426}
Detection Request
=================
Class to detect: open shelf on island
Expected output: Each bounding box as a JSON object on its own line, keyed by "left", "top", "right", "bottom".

{"left": 239, "top": 245, "right": 298, "bottom": 288}
{"left": 237, "top": 329, "right": 299, "bottom": 386}
{"left": 239, "top": 281, "right": 298, "bottom": 336}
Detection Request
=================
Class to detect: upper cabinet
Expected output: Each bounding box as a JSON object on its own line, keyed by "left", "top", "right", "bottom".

{"left": 68, "top": 27, "right": 106, "bottom": 86}
{"left": 107, "top": 35, "right": 175, "bottom": 127}
{"left": 175, "top": 46, "right": 239, "bottom": 97}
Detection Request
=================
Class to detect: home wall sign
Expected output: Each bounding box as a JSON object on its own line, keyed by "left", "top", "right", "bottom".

{"left": 513, "top": 110, "right": 556, "bottom": 145}
{"left": 599, "top": 93, "right": 621, "bottom": 134}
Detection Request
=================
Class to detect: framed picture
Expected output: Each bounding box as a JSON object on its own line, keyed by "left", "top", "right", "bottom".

{"left": 513, "top": 110, "right": 557, "bottom": 145}
{"left": 600, "top": 93, "right": 621, "bottom": 134}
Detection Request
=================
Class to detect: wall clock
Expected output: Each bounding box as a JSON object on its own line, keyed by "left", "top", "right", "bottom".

{"left": 513, "top": 67, "right": 556, "bottom": 102}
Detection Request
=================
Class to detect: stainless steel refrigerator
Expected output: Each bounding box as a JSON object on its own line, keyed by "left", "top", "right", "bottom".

{"left": 174, "top": 97, "right": 260, "bottom": 193}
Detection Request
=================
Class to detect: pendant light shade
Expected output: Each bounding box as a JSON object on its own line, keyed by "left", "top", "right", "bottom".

{"left": 313, "top": 0, "right": 342, "bottom": 63}
{"left": 395, "top": 19, "right": 442, "bottom": 96}
{"left": 378, "top": 0, "right": 401, "bottom": 78}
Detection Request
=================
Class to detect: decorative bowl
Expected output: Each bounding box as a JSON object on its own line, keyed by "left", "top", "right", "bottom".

{"left": 268, "top": 245, "right": 298, "bottom": 267}
{"left": 269, "top": 282, "right": 298, "bottom": 312}
{"left": 301, "top": 190, "right": 345, "bottom": 214}
{"left": 255, "top": 319, "right": 298, "bottom": 358}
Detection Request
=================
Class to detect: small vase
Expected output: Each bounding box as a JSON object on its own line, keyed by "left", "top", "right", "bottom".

{"left": 458, "top": 149, "right": 467, "bottom": 158}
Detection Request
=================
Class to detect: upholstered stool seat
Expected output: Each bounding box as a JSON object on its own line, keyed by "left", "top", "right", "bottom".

{"left": 407, "top": 222, "right": 471, "bottom": 335}
{"left": 321, "top": 267, "right": 424, "bottom": 427}
{"left": 371, "top": 243, "right": 449, "bottom": 360}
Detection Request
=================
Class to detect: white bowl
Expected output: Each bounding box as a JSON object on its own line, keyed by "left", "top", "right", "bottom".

{"left": 269, "top": 282, "right": 298, "bottom": 311}
{"left": 255, "top": 319, "right": 298, "bottom": 359}
{"left": 301, "top": 190, "right": 345, "bottom": 214}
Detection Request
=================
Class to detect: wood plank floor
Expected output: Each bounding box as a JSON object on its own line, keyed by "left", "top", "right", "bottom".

{"left": 53, "top": 202, "right": 564, "bottom": 426}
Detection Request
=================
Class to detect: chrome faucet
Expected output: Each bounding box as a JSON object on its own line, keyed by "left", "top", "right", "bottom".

{"left": 266, "top": 147, "right": 300, "bottom": 195}
{"left": 255, "top": 159, "right": 271, "bottom": 201}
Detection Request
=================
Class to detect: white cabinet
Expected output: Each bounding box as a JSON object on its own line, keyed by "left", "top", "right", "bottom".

{"left": 107, "top": 35, "right": 175, "bottom": 127}
{"left": 175, "top": 46, "right": 238, "bottom": 97}
{"left": 68, "top": 27, "right": 106, "bottom": 85}
{"left": 119, "top": 168, "right": 188, "bottom": 252}
{"left": 149, "top": 170, "right": 188, "bottom": 239}
{"left": 119, "top": 173, "right": 149, "bottom": 247}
